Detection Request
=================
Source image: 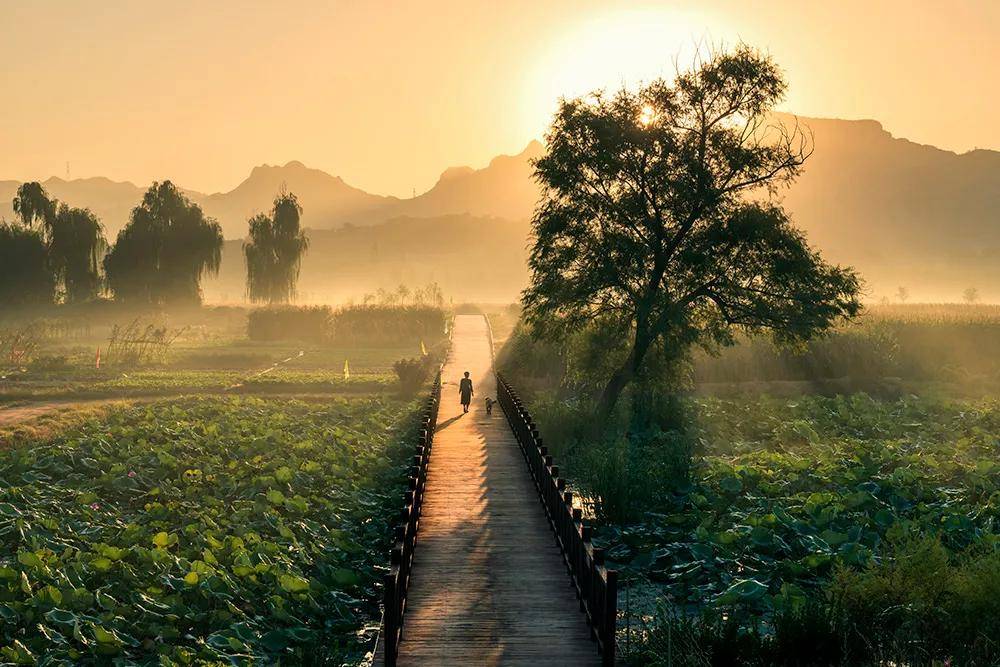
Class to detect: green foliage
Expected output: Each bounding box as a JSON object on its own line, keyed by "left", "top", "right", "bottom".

{"left": 243, "top": 192, "right": 310, "bottom": 304}
{"left": 0, "top": 223, "right": 53, "bottom": 306}
{"left": 830, "top": 536, "right": 1000, "bottom": 665}
{"left": 330, "top": 305, "right": 447, "bottom": 347}
{"left": 392, "top": 356, "right": 435, "bottom": 393}
{"left": 103, "top": 182, "right": 223, "bottom": 306}
{"left": 48, "top": 204, "right": 107, "bottom": 303}
{"left": 0, "top": 396, "right": 417, "bottom": 663}
{"left": 524, "top": 45, "right": 859, "bottom": 413}
{"left": 247, "top": 305, "right": 332, "bottom": 342}
{"left": 12, "top": 182, "right": 56, "bottom": 232}
{"left": 8, "top": 182, "right": 107, "bottom": 305}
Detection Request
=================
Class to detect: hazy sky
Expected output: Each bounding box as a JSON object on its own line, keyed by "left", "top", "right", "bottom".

{"left": 2, "top": 0, "right": 997, "bottom": 196}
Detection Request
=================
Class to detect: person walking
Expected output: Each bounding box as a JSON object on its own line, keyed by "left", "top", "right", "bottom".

{"left": 459, "top": 371, "right": 474, "bottom": 413}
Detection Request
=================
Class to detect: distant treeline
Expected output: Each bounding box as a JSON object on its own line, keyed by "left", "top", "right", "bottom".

{"left": 2, "top": 181, "right": 313, "bottom": 310}
{"left": 247, "top": 304, "right": 448, "bottom": 347}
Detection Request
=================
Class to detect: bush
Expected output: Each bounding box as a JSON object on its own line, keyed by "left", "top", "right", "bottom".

{"left": 830, "top": 535, "right": 1000, "bottom": 665}
{"left": 331, "top": 305, "right": 446, "bottom": 347}
{"left": 26, "top": 354, "right": 73, "bottom": 373}
{"left": 247, "top": 305, "right": 332, "bottom": 342}
{"left": 393, "top": 356, "right": 435, "bottom": 393}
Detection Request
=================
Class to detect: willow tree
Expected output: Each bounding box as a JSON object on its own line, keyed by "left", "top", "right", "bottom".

{"left": 49, "top": 204, "right": 108, "bottom": 302}
{"left": 10, "top": 182, "right": 106, "bottom": 303}
{"left": 104, "top": 181, "right": 224, "bottom": 305}
{"left": 13, "top": 182, "right": 56, "bottom": 233}
{"left": 0, "top": 223, "right": 53, "bottom": 306}
{"left": 243, "top": 192, "right": 309, "bottom": 303}
{"left": 523, "top": 46, "right": 861, "bottom": 415}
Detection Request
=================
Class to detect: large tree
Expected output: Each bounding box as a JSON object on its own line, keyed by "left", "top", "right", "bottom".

{"left": 104, "top": 181, "right": 223, "bottom": 305}
{"left": 12, "top": 182, "right": 56, "bottom": 233}
{"left": 9, "top": 182, "right": 107, "bottom": 303}
{"left": 49, "top": 204, "right": 107, "bottom": 303}
{"left": 0, "top": 223, "right": 53, "bottom": 306}
{"left": 523, "top": 46, "right": 861, "bottom": 415}
{"left": 243, "top": 192, "right": 309, "bottom": 304}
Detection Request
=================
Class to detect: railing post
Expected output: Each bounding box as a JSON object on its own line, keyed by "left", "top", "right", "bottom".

{"left": 379, "top": 368, "right": 442, "bottom": 665}
{"left": 603, "top": 569, "right": 618, "bottom": 667}
{"left": 495, "top": 372, "right": 618, "bottom": 666}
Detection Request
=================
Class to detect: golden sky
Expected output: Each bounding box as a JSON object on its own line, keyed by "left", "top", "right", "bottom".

{"left": 2, "top": 0, "right": 997, "bottom": 197}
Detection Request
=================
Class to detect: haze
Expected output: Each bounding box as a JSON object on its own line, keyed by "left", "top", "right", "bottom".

{"left": 2, "top": 0, "right": 998, "bottom": 196}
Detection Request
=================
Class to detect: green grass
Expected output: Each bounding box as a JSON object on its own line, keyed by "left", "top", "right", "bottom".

{"left": 0, "top": 395, "right": 417, "bottom": 664}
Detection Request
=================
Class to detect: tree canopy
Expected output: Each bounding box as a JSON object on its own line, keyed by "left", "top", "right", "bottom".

{"left": 13, "top": 182, "right": 56, "bottom": 233}
{"left": 7, "top": 182, "right": 106, "bottom": 304}
{"left": 104, "top": 181, "right": 224, "bottom": 305}
{"left": 523, "top": 46, "right": 861, "bottom": 414}
{"left": 243, "top": 192, "right": 309, "bottom": 304}
{"left": 0, "top": 223, "right": 53, "bottom": 306}
{"left": 49, "top": 204, "right": 107, "bottom": 303}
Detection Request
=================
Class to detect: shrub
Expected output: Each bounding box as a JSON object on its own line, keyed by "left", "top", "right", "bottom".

{"left": 247, "top": 305, "right": 332, "bottom": 342}
{"left": 330, "top": 305, "right": 446, "bottom": 347}
{"left": 830, "top": 535, "right": 1000, "bottom": 665}
{"left": 26, "top": 354, "right": 73, "bottom": 373}
{"left": 393, "top": 356, "right": 435, "bottom": 393}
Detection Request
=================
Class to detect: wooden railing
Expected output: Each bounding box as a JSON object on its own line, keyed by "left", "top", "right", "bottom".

{"left": 378, "top": 370, "right": 442, "bottom": 666}
{"left": 495, "top": 373, "right": 618, "bottom": 666}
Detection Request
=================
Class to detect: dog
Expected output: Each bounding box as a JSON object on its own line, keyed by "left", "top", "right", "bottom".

{"left": 485, "top": 397, "right": 495, "bottom": 416}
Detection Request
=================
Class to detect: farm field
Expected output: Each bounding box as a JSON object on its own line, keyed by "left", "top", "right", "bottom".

{"left": 0, "top": 395, "right": 420, "bottom": 664}
{"left": 499, "top": 305, "right": 1000, "bottom": 664}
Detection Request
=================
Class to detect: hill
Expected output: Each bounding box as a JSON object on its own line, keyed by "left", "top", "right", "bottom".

{"left": 2, "top": 116, "right": 998, "bottom": 301}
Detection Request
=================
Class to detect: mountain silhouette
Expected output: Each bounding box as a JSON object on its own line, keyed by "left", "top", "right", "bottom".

{"left": 2, "top": 116, "right": 998, "bottom": 300}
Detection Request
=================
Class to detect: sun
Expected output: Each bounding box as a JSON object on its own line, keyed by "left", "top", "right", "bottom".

{"left": 639, "top": 105, "right": 656, "bottom": 126}
{"left": 520, "top": 7, "right": 730, "bottom": 138}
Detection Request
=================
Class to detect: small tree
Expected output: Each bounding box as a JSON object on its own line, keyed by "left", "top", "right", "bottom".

{"left": 523, "top": 46, "right": 860, "bottom": 415}
{"left": 243, "top": 192, "right": 309, "bottom": 304}
{"left": 896, "top": 286, "right": 909, "bottom": 304}
{"left": 104, "top": 181, "right": 223, "bottom": 305}
{"left": 963, "top": 287, "right": 979, "bottom": 305}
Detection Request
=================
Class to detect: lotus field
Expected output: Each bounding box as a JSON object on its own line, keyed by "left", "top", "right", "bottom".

{"left": 0, "top": 395, "right": 418, "bottom": 664}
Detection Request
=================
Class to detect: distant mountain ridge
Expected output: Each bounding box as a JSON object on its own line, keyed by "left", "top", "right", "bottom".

{"left": 0, "top": 141, "right": 544, "bottom": 239}
{"left": 2, "top": 116, "right": 998, "bottom": 301}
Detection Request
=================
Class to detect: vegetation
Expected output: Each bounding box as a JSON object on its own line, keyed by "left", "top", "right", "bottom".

{"left": 392, "top": 355, "right": 437, "bottom": 393}
{"left": 3, "top": 183, "right": 106, "bottom": 306}
{"left": 246, "top": 304, "right": 448, "bottom": 347}
{"left": 243, "top": 192, "right": 309, "bottom": 304}
{"left": 523, "top": 46, "right": 859, "bottom": 415}
{"left": 247, "top": 306, "right": 332, "bottom": 343}
{"left": 0, "top": 396, "right": 418, "bottom": 664}
{"left": 499, "top": 308, "right": 1000, "bottom": 665}
{"left": 0, "top": 223, "right": 53, "bottom": 306}
{"left": 104, "top": 182, "right": 223, "bottom": 306}
{"left": 48, "top": 204, "right": 107, "bottom": 303}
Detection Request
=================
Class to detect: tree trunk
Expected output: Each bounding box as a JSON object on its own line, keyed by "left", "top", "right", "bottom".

{"left": 597, "top": 360, "right": 634, "bottom": 417}
{"left": 597, "top": 329, "right": 654, "bottom": 417}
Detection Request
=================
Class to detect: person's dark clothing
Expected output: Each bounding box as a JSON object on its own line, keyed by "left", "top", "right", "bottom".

{"left": 459, "top": 377, "right": 473, "bottom": 406}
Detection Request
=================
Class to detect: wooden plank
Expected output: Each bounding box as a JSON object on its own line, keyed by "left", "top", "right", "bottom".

{"left": 392, "top": 315, "right": 601, "bottom": 666}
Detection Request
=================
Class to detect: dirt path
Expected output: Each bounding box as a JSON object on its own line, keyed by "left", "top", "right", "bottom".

{"left": 0, "top": 398, "right": 139, "bottom": 428}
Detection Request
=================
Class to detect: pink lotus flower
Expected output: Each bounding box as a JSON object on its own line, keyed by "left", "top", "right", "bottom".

{"left": 90, "top": 503, "right": 100, "bottom": 510}
{"left": 128, "top": 471, "right": 137, "bottom": 478}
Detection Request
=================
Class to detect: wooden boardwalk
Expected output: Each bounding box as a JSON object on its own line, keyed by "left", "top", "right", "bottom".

{"left": 393, "top": 314, "right": 599, "bottom": 666}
